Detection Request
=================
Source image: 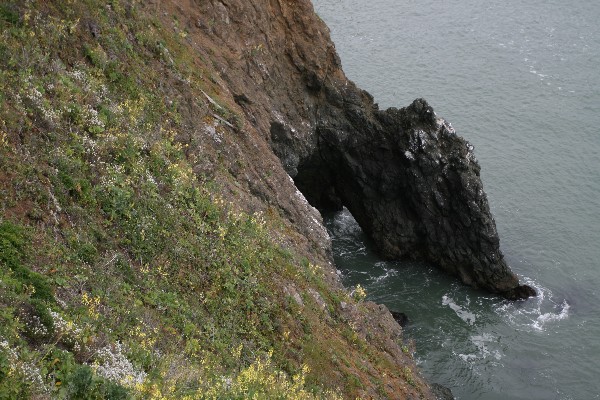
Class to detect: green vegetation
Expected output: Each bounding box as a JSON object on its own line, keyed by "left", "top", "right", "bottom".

{"left": 0, "top": 1, "right": 423, "bottom": 398}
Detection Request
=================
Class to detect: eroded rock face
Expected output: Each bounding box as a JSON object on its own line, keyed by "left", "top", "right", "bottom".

{"left": 278, "top": 89, "right": 535, "bottom": 298}
{"left": 176, "top": 0, "right": 533, "bottom": 300}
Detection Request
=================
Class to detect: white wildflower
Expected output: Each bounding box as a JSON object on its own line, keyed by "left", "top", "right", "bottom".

{"left": 0, "top": 339, "right": 18, "bottom": 362}
{"left": 95, "top": 342, "right": 147, "bottom": 388}
{"left": 69, "top": 69, "right": 86, "bottom": 82}
{"left": 82, "top": 136, "right": 98, "bottom": 155}
{"left": 17, "top": 361, "right": 45, "bottom": 388}
{"left": 85, "top": 105, "right": 105, "bottom": 128}
{"left": 25, "top": 314, "right": 49, "bottom": 338}
{"left": 27, "top": 85, "right": 60, "bottom": 123}
{"left": 0, "top": 339, "right": 46, "bottom": 391}
{"left": 146, "top": 171, "right": 157, "bottom": 186}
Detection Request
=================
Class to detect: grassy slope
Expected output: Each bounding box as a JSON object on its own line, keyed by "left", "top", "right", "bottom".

{"left": 0, "top": 1, "right": 428, "bottom": 398}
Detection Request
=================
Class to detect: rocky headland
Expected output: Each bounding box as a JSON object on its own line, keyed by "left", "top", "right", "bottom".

{"left": 0, "top": 0, "right": 533, "bottom": 398}
{"left": 275, "top": 94, "right": 535, "bottom": 299}
{"left": 215, "top": 0, "right": 534, "bottom": 299}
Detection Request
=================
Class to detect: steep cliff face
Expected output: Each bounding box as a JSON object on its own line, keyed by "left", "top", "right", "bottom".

{"left": 0, "top": 0, "right": 533, "bottom": 397}
{"left": 183, "top": 0, "right": 532, "bottom": 297}
{"left": 0, "top": 0, "right": 444, "bottom": 398}
{"left": 153, "top": 0, "right": 340, "bottom": 265}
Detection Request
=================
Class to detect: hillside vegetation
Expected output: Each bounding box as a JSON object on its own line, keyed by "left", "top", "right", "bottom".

{"left": 0, "top": 1, "right": 434, "bottom": 398}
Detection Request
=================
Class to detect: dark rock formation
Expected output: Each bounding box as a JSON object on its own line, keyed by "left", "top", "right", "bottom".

{"left": 430, "top": 383, "right": 455, "bottom": 400}
{"left": 391, "top": 311, "right": 409, "bottom": 327}
{"left": 503, "top": 284, "right": 537, "bottom": 300}
{"left": 272, "top": 81, "right": 535, "bottom": 298}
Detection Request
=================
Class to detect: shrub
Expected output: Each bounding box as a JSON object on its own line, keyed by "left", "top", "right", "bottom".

{"left": 0, "top": 221, "right": 54, "bottom": 302}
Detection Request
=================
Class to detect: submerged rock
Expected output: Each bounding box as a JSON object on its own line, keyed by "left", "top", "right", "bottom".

{"left": 430, "top": 383, "right": 455, "bottom": 400}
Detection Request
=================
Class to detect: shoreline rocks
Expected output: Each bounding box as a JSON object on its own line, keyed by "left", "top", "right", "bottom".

{"left": 273, "top": 88, "right": 536, "bottom": 299}
{"left": 431, "top": 383, "right": 455, "bottom": 400}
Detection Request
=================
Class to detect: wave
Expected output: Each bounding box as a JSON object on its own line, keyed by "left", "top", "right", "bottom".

{"left": 456, "top": 333, "right": 503, "bottom": 364}
{"left": 495, "top": 277, "right": 570, "bottom": 332}
{"left": 532, "top": 300, "right": 570, "bottom": 330}
{"left": 442, "top": 295, "right": 477, "bottom": 326}
{"left": 371, "top": 265, "right": 398, "bottom": 283}
{"left": 327, "top": 208, "right": 363, "bottom": 237}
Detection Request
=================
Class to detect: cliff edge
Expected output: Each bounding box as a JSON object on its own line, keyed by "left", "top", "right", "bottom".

{"left": 0, "top": 0, "right": 531, "bottom": 398}
{"left": 194, "top": 0, "right": 533, "bottom": 298}
{"left": 0, "top": 0, "right": 442, "bottom": 398}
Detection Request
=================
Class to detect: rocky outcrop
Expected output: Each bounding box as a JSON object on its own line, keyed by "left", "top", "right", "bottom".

{"left": 182, "top": 0, "right": 533, "bottom": 297}
{"left": 271, "top": 69, "right": 535, "bottom": 298}
{"left": 278, "top": 90, "right": 534, "bottom": 297}
{"left": 430, "top": 383, "right": 455, "bottom": 400}
{"left": 151, "top": 3, "right": 534, "bottom": 400}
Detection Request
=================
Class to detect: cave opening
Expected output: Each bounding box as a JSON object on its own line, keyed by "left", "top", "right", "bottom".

{"left": 293, "top": 158, "right": 342, "bottom": 213}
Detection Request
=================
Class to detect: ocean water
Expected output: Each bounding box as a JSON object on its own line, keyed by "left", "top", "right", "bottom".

{"left": 313, "top": 0, "right": 600, "bottom": 398}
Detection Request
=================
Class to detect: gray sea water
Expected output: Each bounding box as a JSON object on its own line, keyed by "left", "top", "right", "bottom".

{"left": 313, "top": 0, "right": 600, "bottom": 398}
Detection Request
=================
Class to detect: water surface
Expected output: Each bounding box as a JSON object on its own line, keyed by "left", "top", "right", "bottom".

{"left": 314, "top": 0, "right": 600, "bottom": 398}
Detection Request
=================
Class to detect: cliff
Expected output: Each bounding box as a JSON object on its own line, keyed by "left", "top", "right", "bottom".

{"left": 182, "top": 0, "right": 533, "bottom": 298}
{"left": 0, "top": 0, "right": 528, "bottom": 398}
{"left": 0, "top": 0, "right": 439, "bottom": 398}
